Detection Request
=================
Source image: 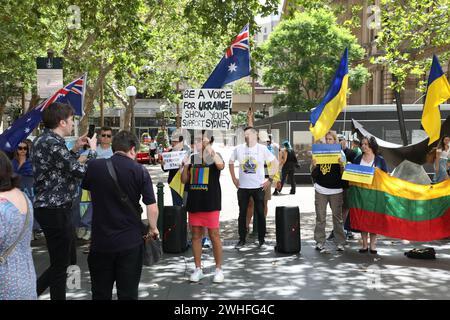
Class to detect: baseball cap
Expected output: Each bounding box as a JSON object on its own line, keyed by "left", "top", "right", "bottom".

{"left": 337, "top": 134, "right": 345, "bottom": 141}
{"left": 171, "top": 130, "right": 183, "bottom": 142}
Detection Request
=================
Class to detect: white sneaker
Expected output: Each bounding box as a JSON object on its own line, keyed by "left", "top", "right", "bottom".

{"left": 337, "top": 244, "right": 345, "bottom": 252}
{"left": 82, "top": 230, "right": 91, "bottom": 241}
{"left": 190, "top": 268, "right": 204, "bottom": 282}
{"left": 77, "top": 228, "right": 86, "bottom": 239}
{"left": 213, "top": 268, "right": 224, "bottom": 283}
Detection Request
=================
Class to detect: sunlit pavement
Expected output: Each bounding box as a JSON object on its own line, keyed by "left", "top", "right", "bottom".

{"left": 32, "top": 145, "right": 450, "bottom": 300}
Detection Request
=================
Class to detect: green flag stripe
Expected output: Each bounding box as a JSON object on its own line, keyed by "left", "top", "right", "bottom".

{"left": 348, "top": 187, "right": 450, "bottom": 222}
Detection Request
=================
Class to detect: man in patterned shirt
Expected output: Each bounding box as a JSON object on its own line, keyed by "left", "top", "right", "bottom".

{"left": 32, "top": 102, "right": 97, "bottom": 300}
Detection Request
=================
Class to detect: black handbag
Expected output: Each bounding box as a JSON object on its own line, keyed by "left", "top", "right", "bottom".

{"left": 143, "top": 236, "right": 162, "bottom": 265}
{"left": 106, "top": 159, "right": 162, "bottom": 266}
{"left": 404, "top": 247, "right": 436, "bottom": 260}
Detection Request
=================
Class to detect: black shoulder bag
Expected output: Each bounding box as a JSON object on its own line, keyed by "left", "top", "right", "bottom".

{"left": 105, "top": 159, "right": 161, "bottom": 266}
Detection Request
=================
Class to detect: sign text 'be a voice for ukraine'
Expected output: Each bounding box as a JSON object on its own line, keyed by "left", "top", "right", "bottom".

{"left": 181, "top": 89, "right": 233, "bottom": 130}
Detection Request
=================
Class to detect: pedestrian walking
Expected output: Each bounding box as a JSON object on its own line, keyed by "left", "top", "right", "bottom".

{"left": 273, "top": 140, "right": 297, "bottom": 195}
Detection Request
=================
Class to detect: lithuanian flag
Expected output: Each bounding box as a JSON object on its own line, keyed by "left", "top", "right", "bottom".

{"left": 309, "top": 48, "right": 349, "bottom": 141}
{"left": 348, "top": 169, "right": 450, "bottom": 241}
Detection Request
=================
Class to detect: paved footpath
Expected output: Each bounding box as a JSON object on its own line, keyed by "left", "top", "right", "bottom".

{"left": 32, "top": 145, "right": 450, "bottom": 300}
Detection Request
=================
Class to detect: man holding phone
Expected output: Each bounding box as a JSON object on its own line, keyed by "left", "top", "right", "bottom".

{"left": 32, "top": 102, "right": 97, "bottom": 300}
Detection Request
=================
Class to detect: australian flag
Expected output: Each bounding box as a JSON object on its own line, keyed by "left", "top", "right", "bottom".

{"left": 0, "top": 74, "right": 86, "bottom": 153}
{"left": 202, "top": 25, "right": 251, "bottom": 89}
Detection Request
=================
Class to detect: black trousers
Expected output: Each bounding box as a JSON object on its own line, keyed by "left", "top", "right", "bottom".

{"left": 88, "top": 244, "right": 143, "bottom": 300}
{"left": 278, "top": 167, "right": 296, "bottom": 193}
{"left": 238, "top": 188, "right": 265, "bottom": 242}
{"left": 35, "top": 207, "right": 76, "bottom": 300}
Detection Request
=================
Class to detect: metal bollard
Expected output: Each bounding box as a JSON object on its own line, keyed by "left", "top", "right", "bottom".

{"left": 157, "top": 181, "right": 164, "bottom": 233}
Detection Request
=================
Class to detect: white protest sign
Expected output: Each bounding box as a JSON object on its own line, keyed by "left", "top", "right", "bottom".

{"left": 181, "top": 89, "right": 233, "bottom": 130}
{"left": 162, "top": 151, "right": 186, "bottom": 170}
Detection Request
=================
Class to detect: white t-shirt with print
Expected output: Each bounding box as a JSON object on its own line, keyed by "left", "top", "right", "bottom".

{"left": 230, "top": 143, "right": 276, "bottom": 189}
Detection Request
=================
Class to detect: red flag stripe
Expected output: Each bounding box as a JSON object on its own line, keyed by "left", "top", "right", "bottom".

{"left": 350, "top": 207, "right": 450, "bottom": 241}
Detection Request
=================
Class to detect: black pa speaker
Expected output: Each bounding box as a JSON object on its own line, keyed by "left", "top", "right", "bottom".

{"left": 275, "top": 206, "right": 301, "bottom": 254}
{"left": 162, "top": 206, "right": 188, "bottom": 253}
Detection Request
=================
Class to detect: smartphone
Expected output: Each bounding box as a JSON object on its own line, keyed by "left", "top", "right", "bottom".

{"left": 87, "top": 124, "right": 96, "bottom": 139}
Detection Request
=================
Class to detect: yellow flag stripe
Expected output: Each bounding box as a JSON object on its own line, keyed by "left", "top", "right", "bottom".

{"left": 421, "top": 75, "right": 450, "bottom": 145}
{"left": 309, "top": 75, "right": 349, "bottom": 141}
{"left": 350, "top": 169, "right": 450, "bottom": 200}
{"left": 169, "top": 169, "right": 185, "bottom": 197}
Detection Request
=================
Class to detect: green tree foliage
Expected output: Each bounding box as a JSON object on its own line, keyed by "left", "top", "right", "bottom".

{"left": 231, "top": 110, "right": 248, "bottom": 128}
{"left": 373, "top": 0, "right": 450, "bottom": 93}
{"left": 0, "top": 0, "right": 278, "bottom": 131}
{"left": 261, "top": 9, "right": 369, "bottom": 111}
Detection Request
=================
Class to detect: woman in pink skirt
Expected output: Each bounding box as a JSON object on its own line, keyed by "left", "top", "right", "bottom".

{"left": 181, "top": 132, "right": 225, "bottom": 283}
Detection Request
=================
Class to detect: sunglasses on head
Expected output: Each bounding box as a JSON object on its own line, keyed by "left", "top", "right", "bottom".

{"left": 101, "top": 134, "right": 112, "bottom": 138}
{"left": 18, "top": 146, "right": 28, "bottom": 151}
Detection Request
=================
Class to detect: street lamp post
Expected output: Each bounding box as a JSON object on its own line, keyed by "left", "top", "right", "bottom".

{"left": 126, "top": 85, "right": 137, "bottom": 135}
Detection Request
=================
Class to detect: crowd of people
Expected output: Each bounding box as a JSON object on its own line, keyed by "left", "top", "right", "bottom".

{"left": 0, "top": 101, "right": 449, "bottom": 300}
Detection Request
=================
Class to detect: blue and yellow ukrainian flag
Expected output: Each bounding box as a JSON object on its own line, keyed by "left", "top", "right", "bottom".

{"left": 421, "top": 55, "right": 450, "bottom": 145}
{"left": 309, "top": 48, "right": 349, "bottom": 141}
{"left": 169, "top": 170, "right": 185, "bottom": 198}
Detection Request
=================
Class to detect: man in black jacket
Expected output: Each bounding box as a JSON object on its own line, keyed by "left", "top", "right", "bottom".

{"left": 82, "top": 131, "right": 159, "bottom": 300}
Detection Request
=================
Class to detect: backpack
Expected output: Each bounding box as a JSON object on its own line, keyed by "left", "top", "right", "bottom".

{"left": 404, "top": 247, "right": 436, "bottom": 259}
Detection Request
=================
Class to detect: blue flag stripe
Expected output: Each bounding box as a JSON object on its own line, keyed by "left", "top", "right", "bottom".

{"left": 0, "top": 74, "right": 86, "bottom": 153}
{"left": 427, "top": 55, "right": 445, "bottom": 86}
{"left": 310, "top": 48, "right": 348, "bottom": 126}
{"left": 202, "top": 25, "right": 251, "bottom": 89}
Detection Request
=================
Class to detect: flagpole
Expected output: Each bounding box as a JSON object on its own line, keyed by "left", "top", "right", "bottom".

{"left": 79, "top": 72, "right": 88, "bottom": 137}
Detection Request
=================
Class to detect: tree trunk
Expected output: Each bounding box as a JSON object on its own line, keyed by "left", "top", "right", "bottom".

{"left": 392, "top": 75, "right": 408, "bottom": 146}
{"left": 123, "top": 105, "right": 131, "bottom": 131}
{"left": 79, "top": 63, "right": 115, "bottom": 134}
{"left": 0, "top": 102, "right": 5, "bottom": 130}
{"left": 80, "top": 86, "right": 95, "bottom": 134}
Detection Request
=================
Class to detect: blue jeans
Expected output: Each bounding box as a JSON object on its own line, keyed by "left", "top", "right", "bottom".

{"left": 79, "top": 203, "right": 92, "bottom": 230}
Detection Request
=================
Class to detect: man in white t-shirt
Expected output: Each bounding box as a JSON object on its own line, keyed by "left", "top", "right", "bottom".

{"left": 229, "top": 126, "right": 278, "bottom": 249}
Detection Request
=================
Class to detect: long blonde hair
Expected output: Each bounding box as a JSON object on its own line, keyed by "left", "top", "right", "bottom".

{"left": 325, "top": 131, "right": 337, "bottom": 143}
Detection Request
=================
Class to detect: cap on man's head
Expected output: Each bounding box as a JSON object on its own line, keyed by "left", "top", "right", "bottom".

{"left": 337, "top": 134, "right": 345, "bottom": 141}
{"left": 171, "top": 131, "right": 183, "bottom": 142}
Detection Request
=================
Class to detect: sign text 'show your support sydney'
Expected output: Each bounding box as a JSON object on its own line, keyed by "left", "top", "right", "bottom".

{"left": 181, "top": 89, "right": 233, "bottom": 130}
